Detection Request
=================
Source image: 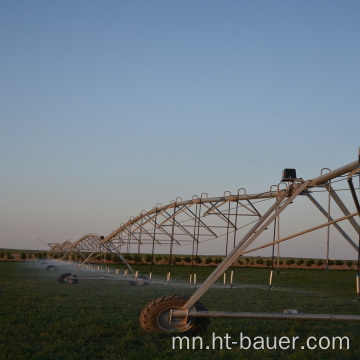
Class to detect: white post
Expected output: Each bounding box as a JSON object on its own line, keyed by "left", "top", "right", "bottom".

{"left": 269, "top": 270, "right": 274, "bottom": 289}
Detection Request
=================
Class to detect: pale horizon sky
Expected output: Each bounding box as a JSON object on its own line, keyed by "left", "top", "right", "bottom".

{"left": 1, "top": 1, "right": 360, "bottom": 260}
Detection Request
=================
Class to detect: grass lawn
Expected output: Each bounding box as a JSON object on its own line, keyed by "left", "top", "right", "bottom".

{"left": 1, "top": 261, "right": 360, "bottom": 359}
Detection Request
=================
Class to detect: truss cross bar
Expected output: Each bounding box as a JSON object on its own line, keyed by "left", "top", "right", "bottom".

{"left": 246, "top": 199, "right": 262, "bottom": 217}
{"left": 203, "top": 199, "right": 230, "bottom": 216}
{"left": 151, "top": 213, "right": 182, "bottom": 245}
{"left": 209, "top": 213, "right": 258, "bottom": 217}
{"left": 202, "top": 202, "right": 237, "bottom": 229}
{"left": 101, "top": 206, "right": 169, "bottom": 244}
{"left": 148, "top": 218, "right": 180, "bottom": 243}
{"left": 240, "top": 212, "right": 358, "bottom": 256}
{"left": 233, "top": 200, "right": 261, "bottom": 217}
{"left": 127, "top": 206, "right": 172, "bottom": 236}
{"left": 185, "top": 207, "right": 218, "bottom": 238}
{"left": 104, "top": 242, "right": 136, "bottom": 275}
{"left": 137, "top": 216, "right": 162, "bottom": 245}
{"left": 171, "top": 310, "right": 360, "bottom": 322}
{"left": 307, "top": 193, "right": 359, "bottom": 251}
{"left": 160, "top": 210, "right": 196, "bottom": 244}
{"left": 157, "top": 204, "right": 194, "bottom": 227}
{"left": 69, "top": 251, "right": 97, "bottom": 276}
{"left": 204, "top": 199, "right": 260, "bottom": 218}
{"left": 123, "top": 228, "right": 143, "bottom": 244}
{"left": 328, "top": 186, "right": 360, "bottom": 234}
{"left": 183, "top": 180, "right": 310, "bottom": 310}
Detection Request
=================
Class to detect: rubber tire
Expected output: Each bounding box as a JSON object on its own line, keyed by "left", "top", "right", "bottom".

{"left": 129, "top": 274, "right": 149, "bottom": 286}
{"left": 58, "top": 272, "right": 78, "bottom": 284}
{"left": 139, "top": 295, "right": 209, "bottom": 334}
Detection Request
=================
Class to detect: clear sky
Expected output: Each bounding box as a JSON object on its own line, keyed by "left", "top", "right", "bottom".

{"left": 1, "top": 1, "right": 360, "bottom": 259}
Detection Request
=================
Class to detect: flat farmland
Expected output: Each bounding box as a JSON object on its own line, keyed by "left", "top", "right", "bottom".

{"left": 1, "top": 261, "right": 360, "bottom": 360}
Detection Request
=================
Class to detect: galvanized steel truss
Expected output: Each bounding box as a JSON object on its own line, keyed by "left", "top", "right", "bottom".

{"left": 51, "top": 154, "right": 360, "bottom": 325}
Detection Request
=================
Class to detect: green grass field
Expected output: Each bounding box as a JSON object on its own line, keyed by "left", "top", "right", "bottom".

{"left": 1, "top": 261, "right": 360, "bottom": 360}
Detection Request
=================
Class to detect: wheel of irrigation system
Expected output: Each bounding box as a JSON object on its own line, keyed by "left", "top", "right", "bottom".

{"left": 46, "top": 265, "right": 57, "bottom": 271}
{"left": 58, "top": 273, "right": 78, "bottom": 284}
{"left": 139, "top": 295, "right": 209, "bottom": 334}
{"left": 129, "top": 274, "right": 149, "bottom": 286}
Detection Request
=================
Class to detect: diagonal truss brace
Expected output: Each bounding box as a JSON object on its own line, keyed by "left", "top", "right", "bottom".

{"left": 183, "top": 180, "right": 311, "bottom": 309}
{"left": 306, "top": 193, "right": 359, "bottom": 251}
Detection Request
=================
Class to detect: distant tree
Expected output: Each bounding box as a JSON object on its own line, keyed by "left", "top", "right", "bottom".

{"left": 245, "top": 257, "right": 250, "bottom": 264}
{"left": 28, "top": 253, "right": 32, "bottom": 260}
{"left": 305, "top": 259, "right": 314, "bottom": 267}
{"left": 124, "top": 254, "right": 132, "bottom": 261}
{"left": 255, "top": 258, "right": 264, "bottom": 265}
{"left": 265, "top": 259, "right": 272, "bottom": 267}
{"left": 0, "top": 252, "right": 4, "bottom": 258}
{"left": 335, "top": 260, "right": 344, "bottom": 266}
{"left": 214, "top": 257, "right": 222, "bottom": 264}
{"left": 328, "top": 260, "right": 334, "bottom": 266}
{"left": 347, "top": 260, "right": 353, "bottom": 268}
{"left": 205, "top": 257, "right": 213, "bottom": 264}
{"left": 6, "top": 252, "right": 14, "bottom": 260}
{"left": 316, "top": 259, "right": 324, "bottom": 267}
{"left": 183, "top": 256, "right": 191, "bottom": 263}
{"left": 21, "top": 252, "right": 27, "bottom": 260}
{"left": 173, "top": 256, "right": 182, "bottom": 264}
{"left": 296, "top": 259, "right": 304, "bottom": 266}
{"left": 155, "top": 255, "right": 163, "bottom": 262}
{"left": 145, "top": 254, "right": 152, "bottom": 263}
{"left": 194, "top": 256, "right": 202, "bottom": 264}
{"left": 133, "top": 254, "right": 142, "bottom": 263}
{"left": 238, "top": 259, "right": 243, "bottom": 265}
{"left": 286, "top": 259, "right": 295, "bottom": 266}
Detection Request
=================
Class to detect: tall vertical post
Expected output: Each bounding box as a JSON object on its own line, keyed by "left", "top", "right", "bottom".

{"left": 325, "top": 180, "right": 331, "bottom": 270}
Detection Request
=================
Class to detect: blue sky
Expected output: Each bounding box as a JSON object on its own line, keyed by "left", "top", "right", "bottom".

{"left": 1, "top": 1, "right": 360, "bottom": 258}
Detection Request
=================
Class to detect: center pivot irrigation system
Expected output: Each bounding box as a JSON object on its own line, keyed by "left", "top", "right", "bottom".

{"left": 49, "top": 151, "right": 360, "bottom": 334}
